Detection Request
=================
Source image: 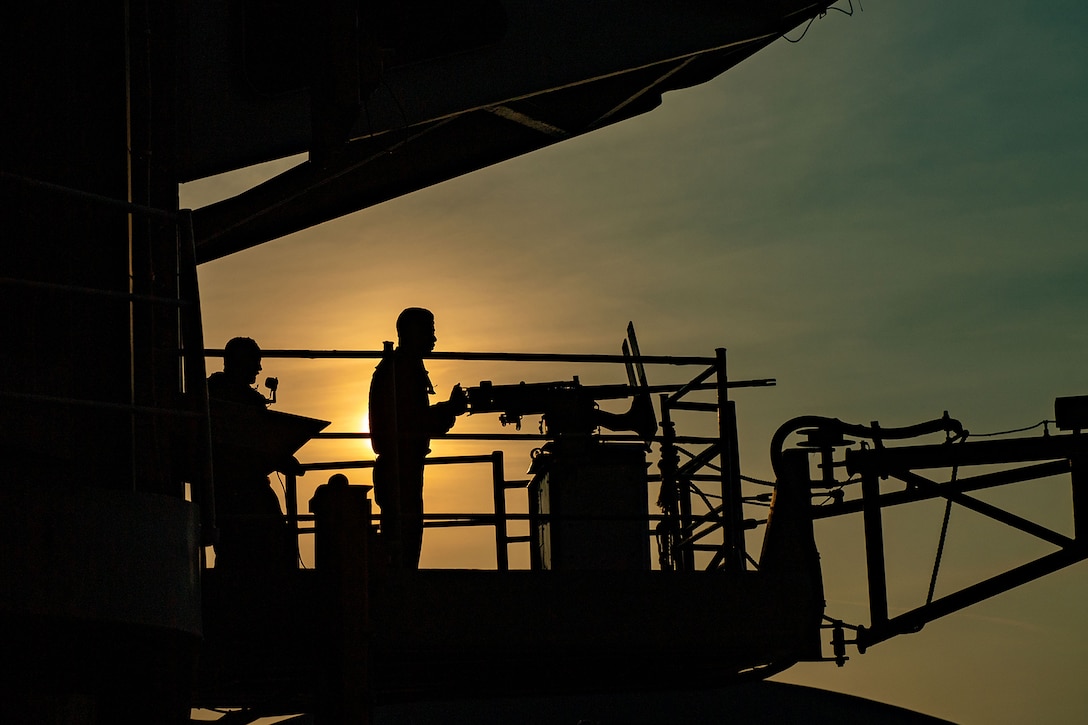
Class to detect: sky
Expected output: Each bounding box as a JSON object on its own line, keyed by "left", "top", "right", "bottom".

{"left": 183, "top": 2, "right": 1088, "bottom": 723}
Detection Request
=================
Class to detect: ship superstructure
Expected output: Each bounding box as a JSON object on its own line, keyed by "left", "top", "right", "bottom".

{"left": 3, "top": 2, "right": 1084, "bottom": 723}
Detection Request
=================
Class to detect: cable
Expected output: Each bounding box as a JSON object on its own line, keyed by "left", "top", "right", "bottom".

{"left": 783, "top": 1, "right": 861, "bottom": 44}
{"left": 740, "top": 473, "right": 776, "bottom": 487}
{"left": 828, "top": 0, "right": 863, "bottom": 17}
{"left": 971, "top": 420, "right": 1053, "bottom": 438}
{"left": 926, "top": 461, "right": 958, "bottom": 605}
{"left": 688, "top": 482, "right": 718, "bottom": 511}
{"left": 783, "top": 16, "right": 817, "bottom": 43}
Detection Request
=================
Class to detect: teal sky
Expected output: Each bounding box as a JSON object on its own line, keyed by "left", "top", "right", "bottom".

{"left": 186, "top": 2, "right": 1088, "bottom": 722}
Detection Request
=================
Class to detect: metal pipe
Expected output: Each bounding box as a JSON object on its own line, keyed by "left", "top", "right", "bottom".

{"left": 861, "top": 471, "right": 889, "bottom": 627}
{"left": 846, "top": 433, "right": 1082, "bottom": 474}
{"left": 491, "top": 450, "right": 509, "bottom": 571}
{"left": 812, "top": 460, "right": 1071, "bottom": 519}
{"left": 285, "top": 471, "right": 300, "bottom": 564}
{"left": 667, "top": 364, "right": 716, "bottom": 403}
{"left": 895, "top": 469, "right": 1074, "bottom": 548}
{"left": 859, "top": 546, "right": 1088, "bottom": 650}
{"left": 314, "top": 431, "right": 720, "bottom": 444}
{"left": 178, "top": 209, "right": 217, "bottom": 547}
{"left": 716, "top": 348, "right": 746, "bottom": 573}
{"left": 212, "top": 348, "right": 719, "bottom": 365}
{"left": 1072, "top": 452, "right": 1087, "bottom": 541}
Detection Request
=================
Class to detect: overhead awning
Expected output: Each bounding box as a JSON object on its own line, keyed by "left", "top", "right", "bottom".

{"left": 181, "top": 0, "right": 835, "bottom": 261}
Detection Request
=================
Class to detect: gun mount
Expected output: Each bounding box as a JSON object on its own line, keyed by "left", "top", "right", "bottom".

{"left": 467, "top": 378, "right": 657, "bottom": 442}
{"left": 466, "top": 321, "right": 659, "bottom": 445}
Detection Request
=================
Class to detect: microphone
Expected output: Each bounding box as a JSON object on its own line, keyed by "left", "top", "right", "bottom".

{"left": 265, "top": 376, "right": 279, "bottom": 404}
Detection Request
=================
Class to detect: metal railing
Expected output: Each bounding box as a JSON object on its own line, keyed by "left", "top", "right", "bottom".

{"left": 240, "top": 342, "right": 777, "bottom": 572}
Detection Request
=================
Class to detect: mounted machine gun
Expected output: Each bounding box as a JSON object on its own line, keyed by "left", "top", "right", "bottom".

{"left": 465, "top": 323, "right": 658, "bottom": 444}
{"left": 466, "top": 377, "right": 657, "bottom": 442}
{"left": 464, "top": 325, "right": 660, "bottom": 569}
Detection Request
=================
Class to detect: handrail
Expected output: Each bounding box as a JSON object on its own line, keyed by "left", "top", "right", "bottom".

{"left": 217, "top": 339, "right": 775, "bottom": 572}
{"left": 209, "top": 348, "right": 722, "bottom": 366}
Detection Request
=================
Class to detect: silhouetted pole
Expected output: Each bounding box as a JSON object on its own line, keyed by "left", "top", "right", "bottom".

{"left": 716, "top": 348, "right": 746, "bottom": 572}
{"left": 861, "top": 470, "right": 890, "bottom": 629}
{"left": 656, "top": 395, "right": 684, "bottom": 570}
{"left": 491, "top": 450, "right": 509, "bottom": 570}
{"left": 1072, "top": 450, "right": 1086, "bottom": 542}
{"left": 179, "top": 211, "right": 218, "bottom": 547}
{"left": 310, "top": 478, "right": 371, "bottom": 724}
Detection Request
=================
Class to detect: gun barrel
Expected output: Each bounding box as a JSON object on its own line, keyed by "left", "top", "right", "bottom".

{"left": 466, "top": 379, "right": 634, "bottom": 415}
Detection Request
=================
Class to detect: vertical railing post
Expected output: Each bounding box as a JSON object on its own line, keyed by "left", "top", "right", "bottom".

{"left": 491, "top": 450, "right": 509, "bottom": 571}
{"left": 177, "top": 209, "right": 217, "bottom": 547}
{"left": 1071, "top": 451, "right": 1087, "bottom": 542}
{"left": 657, "top": 396, "right": 684, "bottom": 570}
{"left": 716, "top": 348, "right": 745, "bottom": 572}
{"left": 285, "top": 469, "right": 300, "bottom": 566}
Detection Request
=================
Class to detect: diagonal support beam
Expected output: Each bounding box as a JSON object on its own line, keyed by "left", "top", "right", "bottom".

{"left": 895, "top": 469, "right": 1075, "bottom": 548}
